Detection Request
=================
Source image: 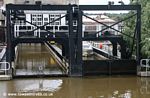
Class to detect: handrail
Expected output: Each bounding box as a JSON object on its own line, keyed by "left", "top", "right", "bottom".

{"left": 140, "top": 59, "right": 150, "bottom": 76}
{"left": 0, "top": 62, "right": 10, "bottom": 75}
{"left": 140, "top": 59, "right": 150, "bottom": 67}
{"left": 0, "top": 47, "right": 6, "bottom": 60}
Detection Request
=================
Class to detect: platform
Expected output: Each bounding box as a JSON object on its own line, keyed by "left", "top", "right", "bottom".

{"left": 0, "top": 75, "right": 12, "bottom": 80}
{"left": 138, "top": 72, "right": 150, "bottom": 76}
{"left": 15, "top": 69, "right": 64, "bottom": 76}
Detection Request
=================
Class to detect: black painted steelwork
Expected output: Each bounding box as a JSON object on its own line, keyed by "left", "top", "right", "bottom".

{"left": 83, "top": 60, "right": 137, "bottom": 75}
{"left": 6, "top": 4, "right": 82, "bottom": 76}
{"left": 6, "top": 4, "right": 141, "bottom": 76}
{"left": 79, "top": 5, "right": 141, "bottom": 75}
{"left": 79, "top": 4, "right": 141, "bottom": 62}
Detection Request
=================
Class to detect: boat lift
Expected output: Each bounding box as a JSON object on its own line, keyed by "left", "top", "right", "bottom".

{"left": 5, "top": 4, "right": 141, "bottom": 77}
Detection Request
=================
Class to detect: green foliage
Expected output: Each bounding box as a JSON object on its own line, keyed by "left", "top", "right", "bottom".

{"left": 124, "top": 0, "right": 150, "bottom": 58}
{"left": 104, "top": 13, "right": 126, "bottom": 21}
{"left": 123, "top": 11, "right": 136, "bottom": 51}
{"left": 141, "top": 2, "right": 150, "bottom": 58}
{"left": 104, "top": 0, "right": 150, "bottom": 58}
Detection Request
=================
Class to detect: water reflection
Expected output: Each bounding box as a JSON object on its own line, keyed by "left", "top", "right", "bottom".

{"left": 138, "top": 78, "right": 150, "bottom": 94}
{"left": 16, "top": 79, "right": 63, "bottom": 92}
{"left": 0, "top": 77, "right": 150, "bottom": 98}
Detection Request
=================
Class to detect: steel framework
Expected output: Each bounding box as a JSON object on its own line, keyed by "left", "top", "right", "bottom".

{"left": 6, "top": 4, "right": 141, "bottom": 76}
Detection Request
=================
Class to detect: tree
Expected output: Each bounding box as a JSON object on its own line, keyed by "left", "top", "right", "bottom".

{"left": 141, "top": 2, "right": 150, "bottom": 57}
{"left": 124, "top": 0, "right": 150, "bottom": 58}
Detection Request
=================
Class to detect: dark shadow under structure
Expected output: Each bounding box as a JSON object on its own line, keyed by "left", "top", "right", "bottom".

{"left": 5, "top": 4, "right": 141, "bottom": 77}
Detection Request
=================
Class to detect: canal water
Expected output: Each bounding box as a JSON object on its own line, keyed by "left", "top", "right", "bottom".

{"left": 0, "top": 43, "right": 150, "bottom": 98}
{"left": 0, "top": 77, "right": 150, "bottom": 98}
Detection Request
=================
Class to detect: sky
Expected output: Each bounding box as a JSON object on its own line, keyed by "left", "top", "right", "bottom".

{"left": 79, "top": 0, "right": 130, "bottom": 13}
{"left": 79, "top": 0, "right": 130, "bottom": 5}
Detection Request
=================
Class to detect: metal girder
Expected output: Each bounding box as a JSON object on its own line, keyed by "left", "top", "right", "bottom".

{"left": 13, "top": 38, "right": 68, "bottom": 44}
{"left": 82, "top": 36, "right": 122, "bottom": 41}
{"left": 79, "top": 5, "right": 141, "bottom": 11}
{"left": 7, "top": 4, "right": 141, "bottom": 11}
{"left": 6, "top": 4, "right": 69, "bottom": 10}
{"left": 6, "top": 7, "right": 12, "bottom": 75}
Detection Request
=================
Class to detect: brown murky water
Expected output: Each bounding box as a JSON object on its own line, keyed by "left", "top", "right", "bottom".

{"left": 0, "top": 44, "right": 150, "bottom": 98}
{"left": 0, "top": 77, "right": 150, "bottom": 98}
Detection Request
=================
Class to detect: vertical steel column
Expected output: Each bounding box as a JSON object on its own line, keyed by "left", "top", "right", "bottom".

{"left": 119, "top": 40, "right": 126, "bottom": 59}
{"left": 112, "top": 42, "right": 117, "bottom": 57}
{"left": 68, "top": 5, "right": 76, "bottom": 76}
{"left": 6, "top": 5, "right": 12, "bottom": 75}
{"left": 62, "top": 40, "right": 69, "bottom": 59}
{"left": 68, "top": 5, "right": 83, "bottom": 76}
{"left": 76, "top": 9, "right": 83, "bottom": 76}
{"left": 62, "top": 44, "right": 66, "bottom": 57}
{"left": 11, "top": 22, "right": 15, "bottom": 61}
{"left": 136, "top": 5, "right": 141, "bottom": 65}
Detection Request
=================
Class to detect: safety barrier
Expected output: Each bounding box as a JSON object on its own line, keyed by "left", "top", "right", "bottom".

{"left": 0, "top": 47, "right": 6, "bottom": 61}
{"left": 0, "top": 62, "right": 10, "bottom": 75}
{"left": 139, "top": 59, "right": 150, "bottom": 76}
{"left": 140, "top": 59, "right": 150, "bottom": 67}
{"left": 45, "top": 42, "right": 68, "bottom": 74}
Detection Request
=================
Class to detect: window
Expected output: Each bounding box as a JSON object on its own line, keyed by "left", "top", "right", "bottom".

{"left": 49, "top": 14, "right": 61, "bottom": 25}
{"left": 38, "top": 22, "right": 42, "bottom": 25}
{"left": 37, "top": 18, "right": 42, "bottom": 21}
{"left": 15, "top": 20, "right": 25, "bottom": 25}
{"left": 32, "top": 14, "right": 43, "bottom": 26}
{"left": 55, "top": 15, "right": 60, "bottom": 17}
{"left": 44, "top": 18, "right": 48, "bottom": 21}
{"left": 44, "top": 22, "right": 48, "bottom": 25}
{"left": 32, "top": 22, "right": 36, "bottom": 25}
{"left": 55, "top": 22, "right": 60, "bottom": 25}
{"left": 73, "top": 20, "right": 77, "bottom": 26}
{"left": 50, "top": 18, "right": 54, "bottom": 21}
{"left": 50, "top": 15, "right": 54, "bottom": 17}
{"left": 85, "top": 25, "right": 96, "bottom": 31}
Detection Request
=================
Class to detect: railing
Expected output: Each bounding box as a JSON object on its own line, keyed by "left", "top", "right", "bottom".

{"left": 14, "top": 25, "right": 70, "bottom": 38}
{"left": 140, "top": 59, "right": 150, "bottom": 67}
{"left": 45, "top": 42, "right": 69, "bottom": 73}
{"left": 139, "top": 59, "right": 150, "bottom": 76}
{"left": 0, "top": 62, "right": 10, "bottom": 75}
{"left": 0, "top": 47, "right": 6, "bottom": 61}
{"left": 90, "top": 41, "right": 121, "bottom": 59}
{"left": 90, "top": 42, "right": 113, "bottom": 55}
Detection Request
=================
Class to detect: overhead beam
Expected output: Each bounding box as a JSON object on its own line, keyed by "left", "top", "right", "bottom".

{"left": 6, "top": 4, "right": 69, "bottom": 10}
{"left": 79, "top": 5, "right": 141, "bottom": 11}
